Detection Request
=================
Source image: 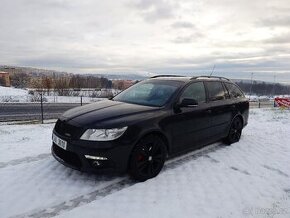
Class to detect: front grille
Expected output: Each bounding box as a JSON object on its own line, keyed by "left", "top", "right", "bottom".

{"left": 53, "top": 144, "right": 82, "bottom": 169}
{"left": 54, "top": 119, "right": 84, "bottom": 139}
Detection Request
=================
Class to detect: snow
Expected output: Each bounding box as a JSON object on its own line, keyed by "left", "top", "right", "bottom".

{"left": 0, "top": 108, "right": 290, "bottom": 218}
{"left": 0, "top": 86, "right": 28, "bottom": 96}
{"left": 43, "top": 96, "right": 105, "bottom": 104}
{"left": 246, "top": 95, "right": 290, "bottom": 102}
{"left": 0, "top": 86, "right": 107, "bottom": 103}
{"left": 0, "top": 123, "right": 54, "bottom": 163}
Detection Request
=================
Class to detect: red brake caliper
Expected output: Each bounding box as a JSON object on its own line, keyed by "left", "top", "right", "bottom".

{"left": 137, "top": 154, "right": 145, "bottom": 161}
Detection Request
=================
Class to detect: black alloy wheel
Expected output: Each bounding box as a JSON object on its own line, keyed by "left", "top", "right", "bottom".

{"left": 224, "top": 117, "right": 243, "bottom": 145}
{"left": 129, "top": 135, "right": 166, "bottom": 181}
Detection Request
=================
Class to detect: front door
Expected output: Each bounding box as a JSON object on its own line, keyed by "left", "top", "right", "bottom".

{"left": 170, "top": 82, "right": 211, "bottom": 153}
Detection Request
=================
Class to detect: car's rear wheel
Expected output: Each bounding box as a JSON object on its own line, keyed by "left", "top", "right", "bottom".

{"left": 129, "top": 135, "right": 166, "bottom": 182}
{"left": 224, "top": 117, "right": 243, "bottom": 145}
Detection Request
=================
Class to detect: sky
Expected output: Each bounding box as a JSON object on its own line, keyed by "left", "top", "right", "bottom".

{"left": 0, "top": 0, "right": 290, "bottom": 83}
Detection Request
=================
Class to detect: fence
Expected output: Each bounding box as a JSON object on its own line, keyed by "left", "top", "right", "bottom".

{"left": 249, "top": 100, "right": 275, "bottom": 108}
{"left": 0, "top": 94, "right": 106, "bottom": 104}
{"left": 0, "top": 94, "right": 106, "bottom": 123}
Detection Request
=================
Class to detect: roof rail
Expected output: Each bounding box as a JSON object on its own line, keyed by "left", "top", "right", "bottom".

{"left": 190, "top": 76, "right": 231, "bottom": 81}
{"left": 150, "top": 75, "right": 186, "bottom": 78}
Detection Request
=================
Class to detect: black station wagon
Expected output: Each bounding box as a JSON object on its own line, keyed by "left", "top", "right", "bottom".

{"left": 52, "top": 75, "right": 249, "bottom": 181}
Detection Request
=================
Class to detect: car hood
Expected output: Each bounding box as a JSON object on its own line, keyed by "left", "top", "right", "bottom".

{"left": 60, "top": 100, "right": 160, "bottom": 127}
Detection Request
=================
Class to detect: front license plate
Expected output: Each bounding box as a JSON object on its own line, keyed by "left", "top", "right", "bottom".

{"left": 52, "top": 133, "right": 67, "bottom": 150}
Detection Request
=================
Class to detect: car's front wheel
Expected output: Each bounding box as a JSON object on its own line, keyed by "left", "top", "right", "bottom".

{"left": 129, "top": 135, "right": 166, "bottom": 182}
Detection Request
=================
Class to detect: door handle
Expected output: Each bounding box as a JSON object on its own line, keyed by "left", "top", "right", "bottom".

{"left": 206, "top": 109, "right": 212, "bottom": 114}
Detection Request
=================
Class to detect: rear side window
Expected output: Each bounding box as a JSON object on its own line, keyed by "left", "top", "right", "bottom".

{"left": 205, "top": 81, "right": 226, "bottom": 101}
{"left": 224, "top": 83, "right": 244, "bottom": 98}
{"left": 180, "top": 82, "right": 206, "bottom": 103}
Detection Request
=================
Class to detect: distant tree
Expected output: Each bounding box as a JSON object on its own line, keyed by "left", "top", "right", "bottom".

{"left": 107, "top": 80, "right": 112, "bottom": 88}
{"left": 0, "top": 77, "right": 4, "bottom": 86}
{"left": 10, "top": 72, "right": 31, "bottom": 88}
{"left": 117, "top": 81, "right": 125, "bottom": 90}
{"left": 42, "top": 76, "right": 53, "bottom": 95}
{"left": 236, "top": 81, "right": 290, "bottom": 96}
{"left": 29, "top": 78, "right": 42, "bottom": 91}
{"left": 100, "top": 77, "right": 107, "bottom": 88}
{"left": 69, "top": 75, "right": 85, "bottom": 89}
{"left": 54, "top": 77, "right": 70, "bottom": 96}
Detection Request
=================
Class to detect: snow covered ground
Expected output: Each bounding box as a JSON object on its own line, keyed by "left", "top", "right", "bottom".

{"left": 0, "top": 86, "right": 28, "bottom": 96}
{"left": 0, "top": 108, "right": 290, "bottom": 218}
{"left": 0, "top": 86, "right": 108, "bottom": 103}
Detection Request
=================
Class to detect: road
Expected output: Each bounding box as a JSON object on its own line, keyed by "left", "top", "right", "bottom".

{"left": 0, "top": 103, "right": 83, "bottom": 121}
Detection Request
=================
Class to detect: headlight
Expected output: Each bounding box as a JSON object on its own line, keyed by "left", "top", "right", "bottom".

{"left": 80, "top": 127, "right": 128, "bottom": 141}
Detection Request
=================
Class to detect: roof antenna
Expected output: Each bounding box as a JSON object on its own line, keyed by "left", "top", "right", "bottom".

{"left": 209, "top": 65, "right": 215, "bottom": 76}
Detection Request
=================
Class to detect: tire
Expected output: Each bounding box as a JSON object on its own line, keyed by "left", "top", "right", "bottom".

{"left": 129, "top": 135, "right": 167, "bottom": 182}
{"left": 224, "top": 117, "right": 243, "bottom": 145}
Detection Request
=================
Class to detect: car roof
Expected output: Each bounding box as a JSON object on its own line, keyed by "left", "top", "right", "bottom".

{"left": 150, "top": 76, "right": 191, "bottom": 82}
{"left": 149, "top": 75, "right": 232, "bottom": 83}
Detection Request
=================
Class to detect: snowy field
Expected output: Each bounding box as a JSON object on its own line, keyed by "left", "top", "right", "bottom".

{"left": 0, "top": 86, "right": 108, "bottom": 103}
{"left": 0, "top": 108, "right": 290, "bottom": 218}
{"left": 0, "top": 86, "right": 28, "bottom": 96}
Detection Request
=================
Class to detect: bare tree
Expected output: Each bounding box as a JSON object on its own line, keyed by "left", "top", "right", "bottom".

{"left": 42, "top": 76, "right": 53, "bottom": 95}
{"left": 10, "top": 72, "right": 30, "bottom": 88}
{"left": 117, "top": 81, "right": 125, "bottom": 90}
{"left": 29, "top": 78, "right": 42, "bottom": 91}
{"left": 54, "top": 77, "right": 70, "bottom": 96}
{"left": 0, "top": 77, "right": 4, "bottom": 86}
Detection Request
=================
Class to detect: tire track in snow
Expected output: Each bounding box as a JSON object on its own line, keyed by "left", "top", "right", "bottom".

{"left": 263, "top": 165, "right": 289, "bottom": 178}
{"left": 164, "top": 143, "right": 225, "bottom": 171}
{"left": 12, "top": 179, "right": 135, "bottom": 218}
{"left": 12, "top": 143, "right": 225, "bottom": 218}
{"left": 230, "top": 166, "right": 251, "bottom": 176}
{"left": 284, "top": 189, "right": 290, "bottom": 195}
{"left": 203, "top": 154, "right": 220, "bottom": 163}
{"left": 0, "top": 153, "right": 50, "bottom": 169}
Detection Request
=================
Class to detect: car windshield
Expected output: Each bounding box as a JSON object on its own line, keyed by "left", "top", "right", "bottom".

{"left": 113, "top": 81, "right": 180, "bottom": 107}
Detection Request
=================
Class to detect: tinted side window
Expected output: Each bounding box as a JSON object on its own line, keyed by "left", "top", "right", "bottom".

{"left": 224, "top": 83, "right": 244, "bottom": 98}
{"left": 205, "top": 81, "right": 226, "bottom": 101}
{"left": 180, "top": 82, "right": 206, "bottom": 103}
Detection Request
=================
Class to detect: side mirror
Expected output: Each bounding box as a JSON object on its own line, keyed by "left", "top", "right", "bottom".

{"left": 179, "top": 98, "right": 198, "bottom": 107}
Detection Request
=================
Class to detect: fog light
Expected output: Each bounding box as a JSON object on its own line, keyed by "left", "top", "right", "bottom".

{"left": 92, "top": 161, "right": 101, "bottom": 167}
{"left": 85, "top": 155, "right": 108, "bottom": 160}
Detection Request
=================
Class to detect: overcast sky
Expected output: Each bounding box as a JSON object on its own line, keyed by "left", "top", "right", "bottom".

{"left": 1, "top": 0, "right": 290, "bottom": 82}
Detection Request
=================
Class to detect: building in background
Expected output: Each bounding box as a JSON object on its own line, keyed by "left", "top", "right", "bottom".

{"left": 0, "top": 71, "right": 11, "bottom": 87}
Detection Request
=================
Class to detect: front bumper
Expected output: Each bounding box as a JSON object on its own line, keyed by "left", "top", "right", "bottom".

{"left": 51, "top": 130, "right": 134, "bottom": 173}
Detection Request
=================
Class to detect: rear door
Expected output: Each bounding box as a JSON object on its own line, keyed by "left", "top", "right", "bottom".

{"left": 205, "top": 81, "right": 233, "bottom": 140}
{"left": 224, "top": 82, "right": 249, "bottom": 126}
